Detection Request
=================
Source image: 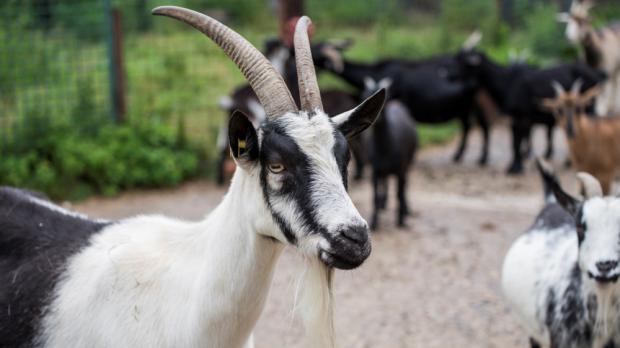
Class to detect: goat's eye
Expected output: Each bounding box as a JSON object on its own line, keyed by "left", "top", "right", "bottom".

{"left": 268, "top": 163, "right": 286, "bottom": 174}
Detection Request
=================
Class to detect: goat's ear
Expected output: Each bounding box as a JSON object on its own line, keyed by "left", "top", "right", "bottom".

{"left": 332, "top": 88, "right": 386, "bottom": 139}
{"left": 228, "top": 110, "right": 259, "bottom": 166}
{"left": 537, "top": 159, "right": 581, "bottom": 216}
{"left": 540, "top": 98, "right": 560, "bottom": 112}
{"left": 579, "top": 85, "right": 601, "bottom": 105}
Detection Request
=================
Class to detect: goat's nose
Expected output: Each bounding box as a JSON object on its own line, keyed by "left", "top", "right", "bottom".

{"left": 342, "top": 225, "right": 369, "bottom": 244}
{"left": 596, "top": 260, "right": 619, "bottom": 274}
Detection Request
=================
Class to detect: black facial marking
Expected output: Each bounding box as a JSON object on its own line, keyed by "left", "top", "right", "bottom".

{"left": 259, "top": 121, "right": 335, "bottom": 244}
{"left": 575, "top": 206, "right": 586, "bottom": 245}
{"left": 0, "top": 187, "right": 110, "bottom": 347}
{"left": 332, "top": 130, "right": 351, "bottom": 189}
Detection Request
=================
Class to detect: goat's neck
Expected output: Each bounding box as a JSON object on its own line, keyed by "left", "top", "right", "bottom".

{"left": 582, "top": 27, "right": 604, "bottom": 69}
{"left": 338, "top": 60, "right": 378, "bottom": 90}
{"left": 478, "top": 57, "right": 513, "bottom": 105}
{"left": 581, "top": 276, "right": 620, "bottom": 340}
{"left": 187, "top": 169, "right": 284, "bottom": 346}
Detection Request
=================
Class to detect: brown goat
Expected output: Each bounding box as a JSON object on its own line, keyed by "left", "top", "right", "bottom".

{"left": 542, "top": 81, "right": 620, "bottom": 194}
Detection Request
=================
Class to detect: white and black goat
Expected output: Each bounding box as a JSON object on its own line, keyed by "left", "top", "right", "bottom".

{"left": 503, "top": 159, "right": 620, "bottom": 348}
{"left": 0, "top": 9, "right": 387, "bottom": 348}
{"left": 361, "top": 77, "right": 417, "bottom": 230}
{"left": 313, "top": 33, "right": 491, "bottom": 166}
{"left": 558, "top": 0, "right": 620, "bottom": 116}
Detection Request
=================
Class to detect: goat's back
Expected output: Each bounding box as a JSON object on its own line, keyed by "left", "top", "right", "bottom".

{"left": 0, "top": 187, "right": 109, "bottom": 347}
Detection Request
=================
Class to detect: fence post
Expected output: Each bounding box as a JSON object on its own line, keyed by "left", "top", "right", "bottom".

{"left": 104, "top": 0, "right": 126, "bottom": 122}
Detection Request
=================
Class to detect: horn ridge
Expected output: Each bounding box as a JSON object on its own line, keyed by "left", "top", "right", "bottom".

{"left": 294, "top": 16, "right": 323, "bottom": 112}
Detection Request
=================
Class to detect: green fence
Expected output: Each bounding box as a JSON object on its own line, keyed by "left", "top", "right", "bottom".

{"left": 0, "top": 0, "right": 244, "bottom": 156}
{"left": 0, "top": 0, "right": 111, "bottom": 152}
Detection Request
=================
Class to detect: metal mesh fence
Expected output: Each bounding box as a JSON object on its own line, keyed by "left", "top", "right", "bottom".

{"left": 0, "top": 0, "right": 111, "bottom": 151}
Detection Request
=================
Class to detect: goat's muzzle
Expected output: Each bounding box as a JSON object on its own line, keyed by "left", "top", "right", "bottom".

{"left": 319, "top": 225, "right": 371, "bottom": 270}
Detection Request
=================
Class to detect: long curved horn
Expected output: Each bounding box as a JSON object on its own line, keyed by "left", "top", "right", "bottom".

{"left": 294, "top": 16, "right": 323, "bottom": 112}
{"left": 577, "top": 172, "right": 603, "bottom": 199}
{"left": 152, "top": 6, "right": 297, "bottom": 119}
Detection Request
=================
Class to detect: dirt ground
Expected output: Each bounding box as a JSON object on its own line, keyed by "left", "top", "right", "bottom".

{"left": 72, "top": 125, "right": 588, "bottom": 348}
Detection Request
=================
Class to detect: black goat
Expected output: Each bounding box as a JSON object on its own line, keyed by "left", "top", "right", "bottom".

{"left": 456, "top": 49, "right": 542, "bottom": 170}
{"left": 457, "top": 49, "right": 606, "bottom": 174}
{"left": 314, "top": 42, "right": 490, "bottom": 166}
{"left": 504, "top": 63, "right": 606, "bottom": 174}
{"left": 363, "top": 78, "right": 418, "bottom": 229}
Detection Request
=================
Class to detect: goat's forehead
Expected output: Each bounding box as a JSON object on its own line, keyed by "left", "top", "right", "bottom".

{"left": 583, "top": 198, "right": 620, "bottom": 225}
{"left": 266, "top": 111, "right": 336, "bottom": 149}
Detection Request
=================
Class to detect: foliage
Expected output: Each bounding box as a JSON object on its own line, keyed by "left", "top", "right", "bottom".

{"left": 0, "top": 115, "right": 202, "bottom": 200}
{"left": 517, "top": 3, "right": 576, "bottom": 62}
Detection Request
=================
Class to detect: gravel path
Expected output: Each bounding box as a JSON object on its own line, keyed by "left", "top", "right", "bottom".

{"left": 72, "top": 125, "right": 585, "bottom": 347}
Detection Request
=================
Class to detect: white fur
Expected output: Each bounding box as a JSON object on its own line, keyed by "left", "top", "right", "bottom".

{"left": 38, "top": 170, "right": 282, "bottom": 348}
{"left": 502, "top": 224, "right": 576, "bottom": 345}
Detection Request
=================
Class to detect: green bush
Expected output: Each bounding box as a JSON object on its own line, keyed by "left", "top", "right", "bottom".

{"left": 0, "top": 119, "right": 203, "bottom": 200}
{"left": 519, "top": 3, "right": 576, "bottom": 62}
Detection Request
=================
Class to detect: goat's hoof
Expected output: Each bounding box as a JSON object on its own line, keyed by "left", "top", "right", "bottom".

{"left": 370, "top": 219, "right": 379, "bottom": 231}
{"left": 452, "top": 153, "right": 464, "bottom": 163}
{"left": 544, "top": 152, "right": 553, "bottom": 160}
{"left": 564, "top": 159, "right": 572, "bottom": 168}
{"left": 397, "top": 220, "right": 408, "bottom": 228}
{"left": 506, "top": 164, "right": 524, "bottom": 175}
{"left": 478, "top": 157, "right": 488, "bottom": 167}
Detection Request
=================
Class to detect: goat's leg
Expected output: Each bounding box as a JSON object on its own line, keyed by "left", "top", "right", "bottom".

{"left": 507, "top": 122, "right": 527, "bottom": 175}
{"left": 528, "top": 338, "right": 541, "bottom": 348}
{"left": 453, "top": 117, "right": 471, "bottom": 163}
{"left": 377, "top": 177, "right": 388, "bottom": 210}
{"left": 544, "top": 125, "right": 554, "bottom": 160}
{"left": 350, "top": 137, "right": 366, "bottom": 181}
{"left": 371, "top": 174, "right": 382, "bottom": 230}
{"left": 476, "top": 111, "right": 490, "bottom": 166}
{"left": 396, "top": 173, "right": 408, "bottom": 227}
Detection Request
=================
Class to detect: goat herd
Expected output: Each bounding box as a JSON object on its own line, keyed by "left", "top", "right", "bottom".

{"left": 1, "top": 2, "right": 620, "bottom": 347}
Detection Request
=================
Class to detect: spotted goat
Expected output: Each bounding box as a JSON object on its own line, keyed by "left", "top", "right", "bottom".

{"left": 0, "top": 8, "right": 386, "bottom": 348}
{"left": 503, "top": 159, "right": 620, "bottom": 348}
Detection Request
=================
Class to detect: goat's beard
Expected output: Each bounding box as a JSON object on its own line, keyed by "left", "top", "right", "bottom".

{"left": 294, "top": 256, "right": 335, "bottom": 348}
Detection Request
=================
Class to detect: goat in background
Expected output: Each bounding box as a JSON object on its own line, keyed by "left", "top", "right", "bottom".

{"left": 542, "top": 80, "right": 620, "bottom": 194}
